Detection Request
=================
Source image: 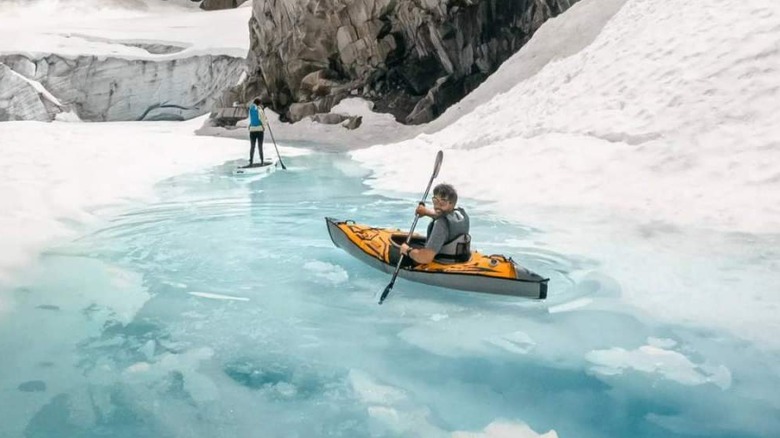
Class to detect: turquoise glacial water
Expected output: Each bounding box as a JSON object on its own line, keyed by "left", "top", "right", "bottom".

{"left": 0, "top": 152, "right": 778, "bottom": 438}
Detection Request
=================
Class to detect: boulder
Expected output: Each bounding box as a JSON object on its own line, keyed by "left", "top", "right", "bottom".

{"left": 342, "top": 115, "right": 362, "bottom": 130}
{"left": 310, "top": 113, "right": 348, "bottom": 125}
{"left": 288, "top": 102, "right": 318, "bottom": 122}
{"left": 200, "top": 0, "right": 249, "bottom": 11}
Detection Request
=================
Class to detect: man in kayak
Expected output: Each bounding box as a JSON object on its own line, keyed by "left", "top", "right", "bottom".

{"left": 399, "top": 183, "right": 471, "bottom": 264}
{"left": 245, "top": 98, "right": 265, "bottom": 167}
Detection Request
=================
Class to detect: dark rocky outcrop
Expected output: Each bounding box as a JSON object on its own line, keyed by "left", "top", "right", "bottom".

{"left": 213, "top": 106, "right": 249, "bottom": 127}
{"left": 232, "top": 0, "right": 577, "bottom": 125}
{"left": 199, "top": 0, "right": 249, "bottom": 11}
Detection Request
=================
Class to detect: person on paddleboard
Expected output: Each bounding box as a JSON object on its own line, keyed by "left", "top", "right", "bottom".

{"left": 246, "top": 98, "right": 266, "bottom": 167}
{"left": 399, "top": 183, "right": 471, "bottom": 265}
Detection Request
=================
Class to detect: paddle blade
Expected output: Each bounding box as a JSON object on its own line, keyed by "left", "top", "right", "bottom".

{"left": 379, "top": 282, "right": 394, "bottom": 304}
{"left": 432, "top": 150, "right": 444, "bottom": 178}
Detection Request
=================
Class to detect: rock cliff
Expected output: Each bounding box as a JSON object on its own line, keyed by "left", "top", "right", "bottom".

{"left": 238, "top": 0, "right": 577, "bottom": 124}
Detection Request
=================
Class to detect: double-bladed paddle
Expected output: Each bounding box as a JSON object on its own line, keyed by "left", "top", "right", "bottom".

{"left": 379, "top": 150, "right": 444, "bottom": 304}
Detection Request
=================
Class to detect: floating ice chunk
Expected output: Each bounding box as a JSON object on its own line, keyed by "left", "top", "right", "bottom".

{"left": 647, "top": 337, "right": 677, "bottom": 349}
{"left": 699, "top": 363, "right": 732, "bottom": 390}
{"left": 122, "top": 348, "right": 218, "bottom": 402}
{"left": 139, "top": 339, "right": 156, "bottom": 360}
{"left": 188, "top": 291, "right": 249, "bottom": 301}
{"left": 547, "top": 297, "right": 593, "bottom": 314}
{"left": 399, "top": 315, "right": 515, "bottom": 358}
{"left": 304, "top": 260, "right": 349, "bottom": 285}
{"left": 586, "top": 343, "right": 732, "bottom": 389}
{"left": 36, "top": 260, "right": 151, "bottom": 326}
{"left": 349, "top": 370, "right": 406, "bottom": 405}
{"left": 367, "top": 406, "right": 401, "bottom": 423}
{"left": 431, "top": 313, "right": 449, "bottom": 322}
{"left": 350, "top": 371, "right": 443, "bottom": 436}
{"left": 163, "top": 281, "right": 188, "bottom": 289}
{"left": 274, "top": 381, "right": 298, "bottom": 398}
{"left": 366, "top": 405, "right": 442, "bottom": 436}
{"left": 452, "top": 420, "right": 558, "bottom": 438}
{"left": 487, "top": 331, "right": 536, "bottom": 355}
{"left": 126, "top": 362, "right": 151, "bottom": 373}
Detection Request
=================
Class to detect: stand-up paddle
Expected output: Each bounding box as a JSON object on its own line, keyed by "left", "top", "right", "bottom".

{"left": 262, "top": 108, "right": 286, "bottom": 170}
{"left": 379, "top": 150, "right": 444, "bottom": 305}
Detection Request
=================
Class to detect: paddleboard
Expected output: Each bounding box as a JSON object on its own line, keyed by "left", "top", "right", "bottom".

{"left": 233, "top": 158, "right": 278, "bottom": 175}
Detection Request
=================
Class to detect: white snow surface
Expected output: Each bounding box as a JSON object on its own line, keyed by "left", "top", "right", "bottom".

{"left": 0, "top": 0, "right": 252, "bottom": 59}
{"left": 0, "top": 117, "right": 245, "bottom": 286}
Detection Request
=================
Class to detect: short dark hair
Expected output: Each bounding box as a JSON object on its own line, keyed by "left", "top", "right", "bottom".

{"left": 433, "top": 183, "right": 457, "bottom": 204}
{"left": 253, "top": 98, "right": 261, "bottom": 105}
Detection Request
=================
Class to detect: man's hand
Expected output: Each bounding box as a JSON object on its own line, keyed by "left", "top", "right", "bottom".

{"left": 416, "top": 202, "right": 434, "bottom": 217}
{"left": 400, "top": 243, "right": 412, "bottom": 257}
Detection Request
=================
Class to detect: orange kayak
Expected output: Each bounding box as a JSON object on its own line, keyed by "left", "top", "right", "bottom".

{"left": 326, "top": 217, "right": 548, "bottom": 299}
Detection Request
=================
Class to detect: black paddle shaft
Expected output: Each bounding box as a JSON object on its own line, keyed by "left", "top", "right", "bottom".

{"left": 379, "top": 150, "right": 444, "bottom": 304}
{"left": 261, "top": 108, "right": 286, "bottom": 170}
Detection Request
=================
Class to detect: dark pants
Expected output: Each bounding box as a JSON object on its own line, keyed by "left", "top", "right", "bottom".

{"left": 249, "top": 131, "right": 264, "bottom": 165}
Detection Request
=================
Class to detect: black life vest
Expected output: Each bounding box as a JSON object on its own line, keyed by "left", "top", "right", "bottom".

{"left": 426, "top": 207, "right": 471, "bottom": 262}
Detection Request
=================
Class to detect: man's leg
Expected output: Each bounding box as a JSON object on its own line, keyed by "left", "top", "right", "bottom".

{"left": 258, "top": 132, "right": 265, "bottom": 164}
{"left": 249, "top": 132, "right": 258, "bottom": 165}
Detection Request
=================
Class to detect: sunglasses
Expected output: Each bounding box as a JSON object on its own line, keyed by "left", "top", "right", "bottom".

{"left": 432, "top": 196, "right": 450, "bottom": 204}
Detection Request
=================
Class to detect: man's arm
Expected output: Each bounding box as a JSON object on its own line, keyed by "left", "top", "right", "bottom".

{"left": 400, "top": 244, "right": 436, "bottom": 264}
{"left": 415, "top": 202, "right": 437, "bottom": 218}
{"left": 400, "top": 220, "right": 447, "bottom": 264}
